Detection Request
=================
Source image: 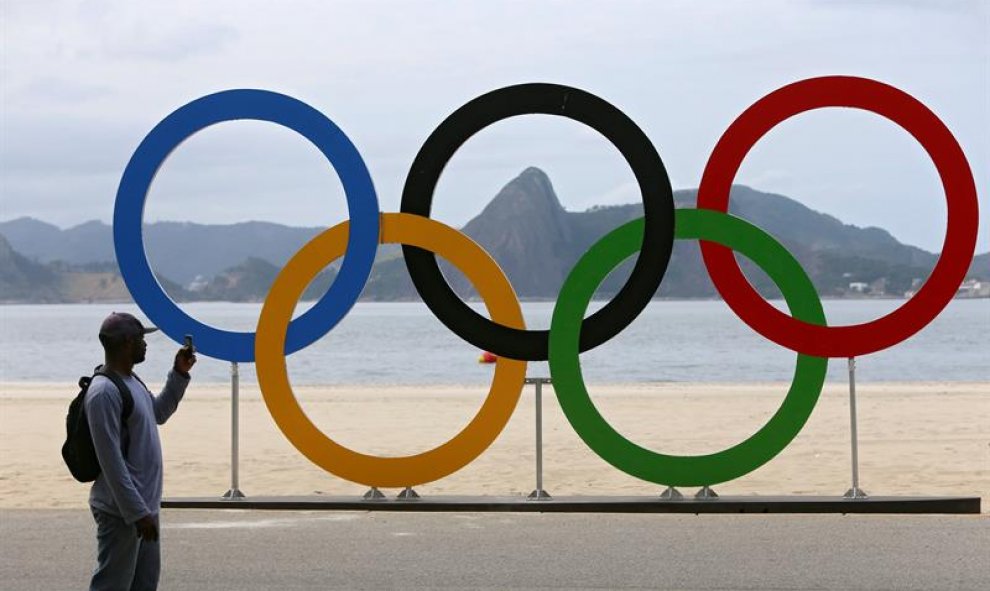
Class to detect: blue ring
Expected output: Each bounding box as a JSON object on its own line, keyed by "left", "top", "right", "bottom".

{"left": 114, "top": 89, "right": 380, "bottom": 362}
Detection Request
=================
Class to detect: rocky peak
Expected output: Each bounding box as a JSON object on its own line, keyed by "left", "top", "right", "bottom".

{"left": 474, "top": 167, "right": 566, "bottom": 225}
{"left": 451, "top": 167, "right": 576, "bottom": 298}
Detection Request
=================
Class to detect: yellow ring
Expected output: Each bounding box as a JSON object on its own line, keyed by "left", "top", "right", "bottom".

{"left": 255, "top": 212, "right": 527, "bottom": 486}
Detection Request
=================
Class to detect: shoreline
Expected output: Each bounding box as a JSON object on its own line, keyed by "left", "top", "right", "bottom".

{"left": 3, "top": 379, "right": 988, "bottom": 395}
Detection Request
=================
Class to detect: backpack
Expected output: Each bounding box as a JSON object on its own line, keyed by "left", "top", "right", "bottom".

{"left": 61, "top": 366, "right": 140, "bottom": 483}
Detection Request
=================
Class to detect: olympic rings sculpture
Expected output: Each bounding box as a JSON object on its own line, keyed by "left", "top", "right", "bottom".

{"left": 114, "top": 76, "right": 979, "bottom": 488}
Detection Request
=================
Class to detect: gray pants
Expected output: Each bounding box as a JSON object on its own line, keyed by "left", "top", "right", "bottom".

{"left": 90, "top": 508, "right": 160, "bottom": 591}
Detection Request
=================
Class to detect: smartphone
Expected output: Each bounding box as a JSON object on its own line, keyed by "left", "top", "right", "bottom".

{"left": 183, "top": 334, "right": 195, "bottom": 357}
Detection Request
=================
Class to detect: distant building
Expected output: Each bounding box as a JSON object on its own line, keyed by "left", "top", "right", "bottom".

{"left": 904, "top": 278, "right": 925, "bottom": 298}
{"left": 187, "top": 274, "right": 209, "bottom": 292}
{"left": 957, "top": 279, "right": 990, "bottom": 298}
{"left": 848, "top": 282, "right": 869, "bottom": 293}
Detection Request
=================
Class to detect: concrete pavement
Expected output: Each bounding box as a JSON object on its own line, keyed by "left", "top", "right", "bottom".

{"left": 1, "top": 509, "right": 987, "bottom": 590}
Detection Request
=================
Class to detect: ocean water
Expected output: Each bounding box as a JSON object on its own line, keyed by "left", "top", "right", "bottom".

{"left": 0, "top": 299, "right": 986, "bottom": 387}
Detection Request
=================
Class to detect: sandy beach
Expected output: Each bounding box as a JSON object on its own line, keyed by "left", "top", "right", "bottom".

{"left": 1, "top": 381, "right": 986, "bottom": 510}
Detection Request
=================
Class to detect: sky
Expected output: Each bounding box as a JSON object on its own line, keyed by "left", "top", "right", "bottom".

{"left": 2, "top": 0, "right": 988, "bottom": 253}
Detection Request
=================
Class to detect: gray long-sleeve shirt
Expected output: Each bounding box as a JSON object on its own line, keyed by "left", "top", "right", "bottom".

{"left": 85, "top": 369, "right": 189, "bottom": 524}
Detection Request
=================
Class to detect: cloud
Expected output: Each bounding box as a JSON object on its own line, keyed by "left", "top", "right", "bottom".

{"left": 97, "top": 21, "right": 239, "bottom": 62}
{"left": 16, "top": 77, "right": 112, "bottom": 104}
{"left": 739, "top": 169, "right": 793, "bottom": 190}
{"left": 1, "top": 0, "right": 985, "bottom": 252}
{"left": 806, "top": 0, "right": 985, "bottom": 12}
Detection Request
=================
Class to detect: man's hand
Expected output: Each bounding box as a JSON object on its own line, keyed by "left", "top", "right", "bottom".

{"left": 135, "top": 515, "right": 159, "bottom": 542}
{"left": 174, "top": 347, "right": 197, "bottom": 375}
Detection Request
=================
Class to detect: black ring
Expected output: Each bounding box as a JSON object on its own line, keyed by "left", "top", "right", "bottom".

{"left": 400, "top": 83, "right": 675, "bottom": 361}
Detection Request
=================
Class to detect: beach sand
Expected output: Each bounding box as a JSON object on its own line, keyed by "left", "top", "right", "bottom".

{"left": 1, "top": 381, "right": 986, "bottom": 510}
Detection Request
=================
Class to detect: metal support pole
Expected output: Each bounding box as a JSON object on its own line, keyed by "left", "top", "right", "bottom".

{"left": 844, "top": 357, "right": 868, "bottom": 499}
{"left": 222, "top": 362, "right": 245, "bottom": 499}
{"left": 526, "top": 377, "right": 552, "bottom": 500}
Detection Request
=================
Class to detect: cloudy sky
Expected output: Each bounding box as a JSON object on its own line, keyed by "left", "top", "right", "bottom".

{"left": 2, "top": 0, "right": 987, "bottom": 252}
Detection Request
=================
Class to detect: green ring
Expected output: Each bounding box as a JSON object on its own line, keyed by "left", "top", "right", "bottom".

{"left": 548, "top": 208, "right": 829, "bottom": 486}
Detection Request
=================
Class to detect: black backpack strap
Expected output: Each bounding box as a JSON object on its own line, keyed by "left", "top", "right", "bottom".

{"left": 94, "top": 368, "right": 135, "bottom": 458}
{"left": 96, "top": 369, "right": 134, "bottom": 420}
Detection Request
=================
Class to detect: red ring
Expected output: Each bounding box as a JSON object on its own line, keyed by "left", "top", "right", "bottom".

{"left": 697, "top": 76, "right": 979, "bottom": 357}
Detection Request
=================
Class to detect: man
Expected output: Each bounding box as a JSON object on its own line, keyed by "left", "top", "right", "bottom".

{"left": 86, "top": 312, "right": 195, "bottom": 591}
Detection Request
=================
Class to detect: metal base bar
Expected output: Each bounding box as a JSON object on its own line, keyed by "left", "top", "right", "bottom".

{"left": 164, "top": 495, "right": 981, "bottom": 514}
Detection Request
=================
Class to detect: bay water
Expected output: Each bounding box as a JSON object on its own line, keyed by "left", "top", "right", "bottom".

{"left": 1, "top": 299, "right": 986, "bottom": 387}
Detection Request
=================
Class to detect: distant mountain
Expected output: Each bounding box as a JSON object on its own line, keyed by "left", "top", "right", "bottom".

{"left": 0, "top": 234, "right": 62, "bottom": 303}
{"left": 456, "top": 167, "right": 578, "bottom": 297}
{"left": 0, "top": 218, "right": 116, "bottom": 268}
{"left": 972, "top": 252, "right": 989, "bottom": 276}
{"left": 187, "top": 257, "right": 337, "bottom": 303}
{"left": 0, "top": 234, "right": 188, "bottom": 303}
{"left": 192, "top": 257, "right": 280, "bottom": 302}
{"left": 0, "top": 218, "right": 325, "bottom": 286}
{"left": 1, "top": 167, "right": 987, "bottom": 304}
{"left": 357, "top": 168, "right": 986, "bottom": 301}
